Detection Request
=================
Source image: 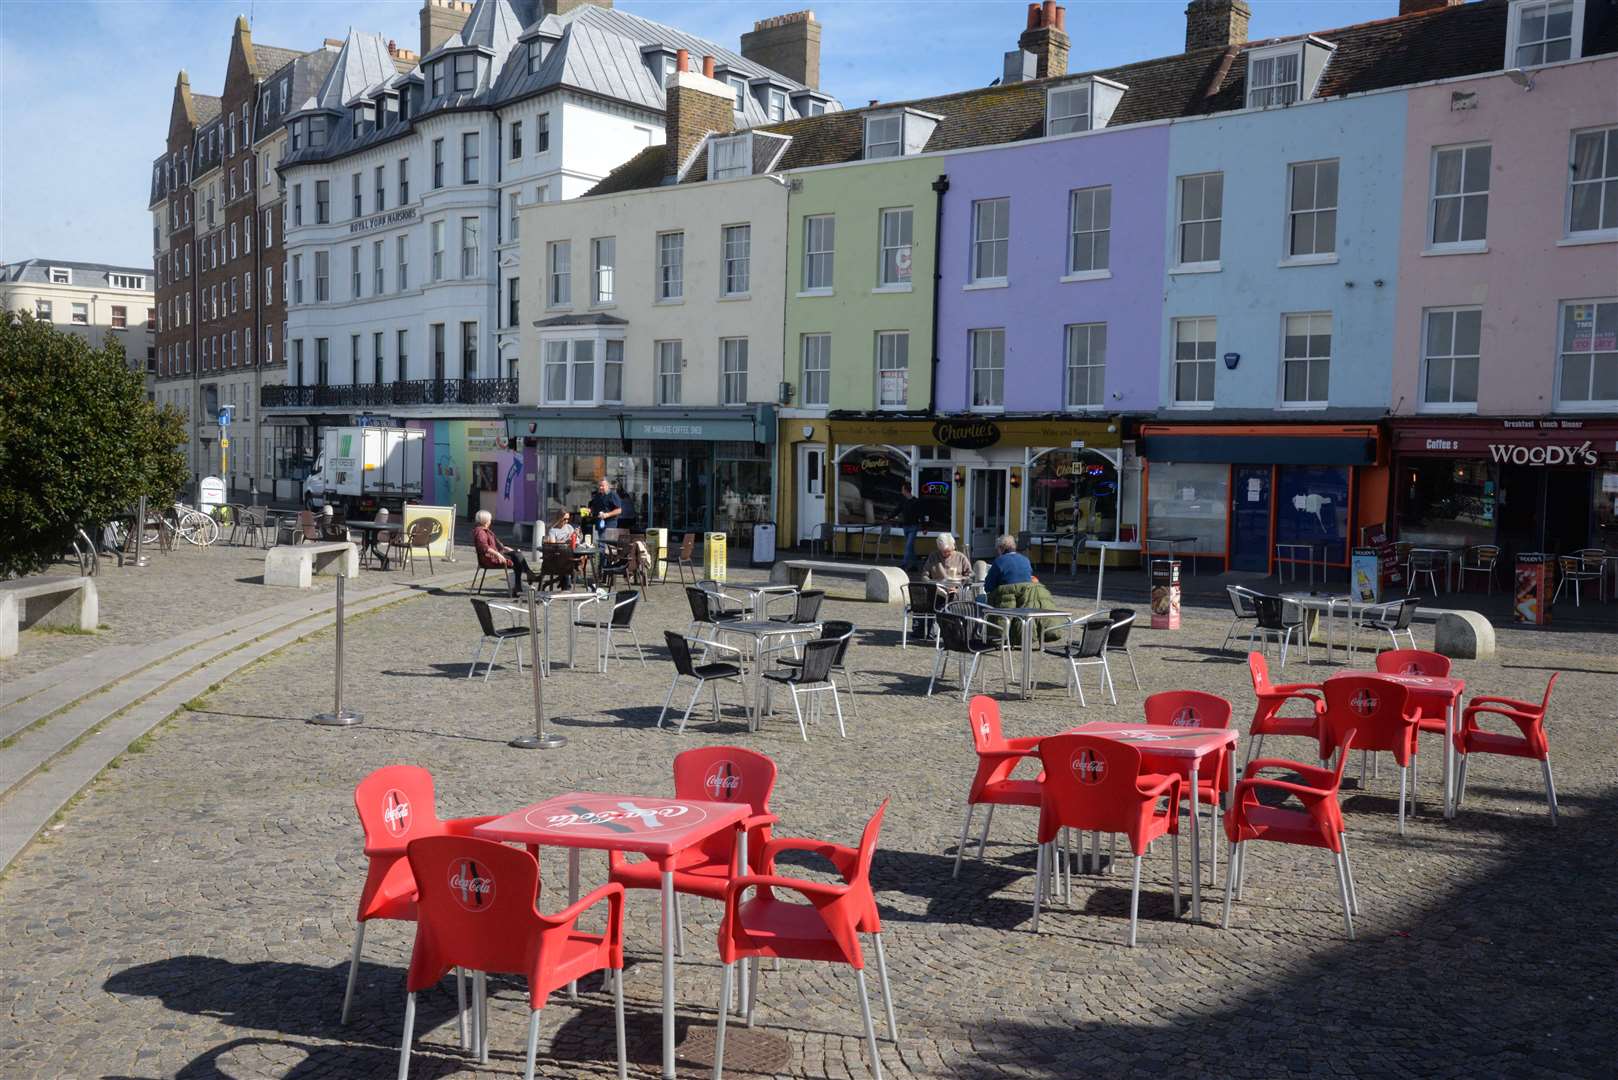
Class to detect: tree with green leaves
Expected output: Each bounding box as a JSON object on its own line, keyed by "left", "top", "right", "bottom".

{"left": 0, "top": 311, "right": 188, "bottom": 578}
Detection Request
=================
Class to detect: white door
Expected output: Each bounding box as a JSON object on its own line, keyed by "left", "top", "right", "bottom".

{"left": 966, "top": 468, "right": 1009, "bottom": 559}
{"left": 797, "top": 443, "right": 827, "bottom": 541}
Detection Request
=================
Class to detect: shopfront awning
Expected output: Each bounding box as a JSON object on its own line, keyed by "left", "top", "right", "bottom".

{"left": 1138, "top": 424, "right": 1380, "bottom": 466}
{"left": 503, "top": 405, "right": 776, "bottom": 444}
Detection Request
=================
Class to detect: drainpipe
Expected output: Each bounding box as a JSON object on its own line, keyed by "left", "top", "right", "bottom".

{"left": 928, "top": 174, "right": 949, "bottom": 417}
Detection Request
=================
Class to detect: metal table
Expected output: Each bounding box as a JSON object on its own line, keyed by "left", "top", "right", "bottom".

{"left": 344, "top": 520, "right": 397, "bottom": 568}
{"left": 1408, "top": 546, "right": 1461, "bottom": 593}
{"left": 494, "top": 587, "right": 602, "bottom": 674}
{"left": 1144, "top": 535, "right": 1199, "bottom": 575}
{"left": 724, "top": 582, "right": 800, "bottom": 618}
{"left": 714, "top": 618, "right": 823, "bottom": 729}
{"left": 980, "top": 605, "right": 1074, "bottom": 699}
{"left": 1279, "top": 591, "right": 1377, "bottom": 663}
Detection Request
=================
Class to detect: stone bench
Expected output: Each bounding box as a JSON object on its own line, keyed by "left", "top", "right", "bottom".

{"left": 0, "top": 575, "right": 99, "bottom": 659}
{"left": 769, "top": 560, "right": 909, "bottom": 606}
{"left": 265, "top": 541, "right": 358, "bottom": 588}
{"left": 1434, "top": 609, "right": 1496, "bottom": 660}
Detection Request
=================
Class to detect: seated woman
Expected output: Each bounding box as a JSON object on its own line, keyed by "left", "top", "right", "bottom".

{"left": 922, "top": 531, "right": 973, "bottom": 586}
{"left": 472, "top": 510, "right": 535, "bottom": 598}
{"left": 546, "top": 510, "right": 578, "bottom": 545}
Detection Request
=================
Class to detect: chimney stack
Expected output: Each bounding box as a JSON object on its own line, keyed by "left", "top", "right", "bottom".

{"left": 1398, "top": 0, "right": 1463, "bottom": 13}
{"left": 664, "top": 52, "right": 734, "bottom": 180}
{"left": 1184, "top": 0, "right": 1250, "bottom": 52}
{"left": 1016, "top": 2, "right": 1069, "bottom": 79}
{"left": 741, "top": 10, "right": 822, "bottom": 90}
{"left": 420, "top": 0, "right": 473, "bottom": 59}
{"left": 542, "top": 0, "right": 612, "bottom": 14}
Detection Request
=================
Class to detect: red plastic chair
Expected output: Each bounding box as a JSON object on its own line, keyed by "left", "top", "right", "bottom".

{"left": 398, "top": 835, "right": 627, "bottom": 1080}
{"left": 1034, "top": 734, "right": 1181, "bottom": 945}
{"left": 714, "top": 801, "right": 894, "bottom": 1080}
{"left": 607, "top": 746, "right": 777, "bottom": 956}
{"left": 1455, "top": 673, "right": 1559, "bottom": 825}
{"left": 1143, "top": 690, "right": 1234, "bottom": 882}
{"left": 1245, "top": 652, "right": 1325, "bottom": 769}
{"left": 952, "top": 696, "right": 1045, "bottom": 878}
{"left": 344, "top": 766, "right": 495, "bottom": 1024}
{"left": 1221, "top": 728, "right": 1359, "bottom": 940}
{"left": 1374, "top": 649, "right": 1454, "bottom": 775}
{"left": 1322, "top": 676, "right": 1421, "bottom": 835}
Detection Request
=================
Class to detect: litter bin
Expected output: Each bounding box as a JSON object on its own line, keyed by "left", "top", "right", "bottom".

{"left": 751, "top": 522, "right": 777, "bottom": 569}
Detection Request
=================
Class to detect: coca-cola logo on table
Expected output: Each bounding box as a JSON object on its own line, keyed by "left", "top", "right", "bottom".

{"left": 534, "top": 800, "right": 704, "bottom": 834}
{"left": 381, "top": 789, "right": 412, "bottom": 837}
{"left": 703, "top": 761, "right": 744, "bottom": 801}
{"left": 448, "top": 858, "right": 495, "bottom": 911}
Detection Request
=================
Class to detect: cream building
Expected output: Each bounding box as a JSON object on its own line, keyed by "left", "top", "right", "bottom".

{"left": 0, "top": 259, "right": 156, "bottom": 394}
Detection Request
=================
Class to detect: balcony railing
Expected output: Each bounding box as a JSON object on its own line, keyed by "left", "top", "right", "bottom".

{"left": 261, "top": 378, "right": 518, "bottom": 409}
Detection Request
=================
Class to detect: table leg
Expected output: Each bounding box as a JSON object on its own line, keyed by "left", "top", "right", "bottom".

{"left": 1189, "top": 764, "right": 1202, "bottom": 922}
{"left": 736, "top": 828, "right": 749, "bottom": 1017}
{"left": 541, "top": 599, "right": 552, "bottom": 677}
{"left": 1443, "top": 694, "right": 1457, "bottom": 819}
{"left": 661, "top": 869, "right": 676, "bottom": 1079}
{"left": 1022, "top": 619, "right": 1034, "bottom": 699}
{"left": 568, "top": 600, "right": 578, "bottom": 669}
{"left": 567, "top": 849, "right": 580, "bottom": 999}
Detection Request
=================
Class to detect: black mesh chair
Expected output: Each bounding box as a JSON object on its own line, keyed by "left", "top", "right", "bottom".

{"left": 1104, "top": 608, "right": 1140, "bottom": 690}
{"left": 769, "top": 588, "right": 825, "bottom": 625}
{"left": 761, "top": 637, "right": 846, "bottom": 740}
{"left": 901, "top": 581, "right": 947, "bottom": 649}
{"left": 574, "top": 590, "right": 646, "bottom": 672}
{"left": 1042, "top": 616, "right": 1115, "bottom": 706}
{"left": 467, "top": 599, "right": 527, "bottom": 681}
{"left": 1357, "top": 597, "right": 1418, "bottom": 653}
{"left": 1253, "top": 595, "right": 1311, "bottom": 666}
{"left": 772, "top": 619, "right": 860, "bottom": 717}
{"left": 657, "top": 631, "right": 745, "bottom": 734}
{"left": 928, "top": 609, "right": 1010, "bottom": 701}
{"left": 1221, "top": 586, "right": 1260, "bottom": 652}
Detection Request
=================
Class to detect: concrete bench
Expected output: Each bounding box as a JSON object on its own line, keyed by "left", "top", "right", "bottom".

{"left": 769, "top": 560, "right": 909, "bottom": 605}
{"left": 1, "top": 575, "right": 99, "bottom": 659}
{"left": 1434, "top": 609, "right": 1496, "bottom": 661}
{"left": 265, "top": 541, "right": 359, "bottom": 588}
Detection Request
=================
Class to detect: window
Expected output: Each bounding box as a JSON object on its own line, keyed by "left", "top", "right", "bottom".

{"left": 971, "top": 198, "right": 1009, "bottom": 283}
{"left": 1177, "top": 173, "right": 1223, "bottom": 267}
{"left": 802, "top": 215, "right": 834, "bottom": 291}
{"left": 1511, "top": 0, "right": 1577, "bottom": 67}
{"left": 453, "top": 53, "right": 476, "bottom": 93}
{"left": 535, "top": 113, "right": 550, "bottom": 153}
{"left": 352, "top": 172, "right": 362, "bottom": 218}
{"left": 969, "top": 329, "right": 1006, "bottom": 409}
{"left": 315, "top": 337, "right": 329, "bottom": 384}
{"left": 1557, "top": 299, "right": 1617, "bottom": 406}
{"left": 506, "top": 276, "right": 520, "bottom": 327}
{"left": 111, "top": 305, "right": 128, "bottom": 329}
{"left": 1173, "top": 317, "right": 1217, "bottom": 405}
{"left": 1065, "top": 323, "right": 1106, "bottom": 409}
{"left": 801, "top": 334, "right": 830, "bottom": 406}
{"left": 315, "top": 180, "right": 328, "bottom": 224}
{"left": 548, "top": 240, "right": 572, "bottom": 306}
{"left": 1430, "top": 144, "right": 1490, "bottom": 249}
{"left": 244, "top": 328, "right": 252, "bottom": 372}
{"left": 591, "top": 237, "right": 614, "bottom": 304}
{"left": 397, "top": 329, "right": 408, "bottom": 380}
{"left": 864, "top": 114, "right": 901, "bottom": 159}
{"left": 265, "top": 266, "right": 273, "bottom": 305}
{"left": 656, "top": 341, "right": 683, "bottom": 404}
{"left": 1247, "top": 48, "right": 1301, "bottom": 108}
{"left": 604, "top": 340, "right": 623, "bottom": 402}
{"left": 34, "top": 299, "right": 52, "bottom": 321}
{"left": 292, "top": 183, "right": 302, "bottom": 226}
{"left": 1422, "top": 308, "right": 1482, "bottom": 408}
{"left": 243, "top": 218, "right": 251, "bottom": 254}
{"left": 431, "top": 61, "right": 445, "bottom": 98}
{"left": 370, "top": 332, "right": 383, "bottom": 384}
{"left": 314, "top": 250, "right": 328, "bottom": 301}
{"left": 1569, "top": 127, "right": 1617, "bottom": 236}
{"left": 573, "top": 340, "right": 595, "bottom": 399}
{"left": 373, "top": 240, "right": 384, "bottom": 294}
{"left": 431, "top": 220, "right": 445, "bottom": 280}
{"left": 710, "top": 134, "right": 749, "bottom": 180}
{"left": 657, "top": 232, "right": 684, "bottom": 300}
{"left": 146, "top": 306, "right": 156, "bottom": 330}
{"left": 1287, "top": 160, "right": 1339, "bottom": 259}
{"left": 399, "top": 157, "right": 410, "bottom": 203}
{"left": 1067, "top": 186, "right": 1111, "bottom": 275}
{"left": 722, "top": 225, "right": 750, "bottom": 296}
{"left": 49, "top": 266, "right": 70, "bottom": 284}
{"left": 461, "top": 321, "right": 478, "bottom": 379}
{"left": 527, "top": 39, "right": 547, "bottom": 74}
{"left": 244, "top": 272, "right": 252, "bottom": 309}
{"left": 718, "top": 338, "right": 749, "bottom": 405}
{"left": 460, "top": 216, "right": 479, "bottom": 277}
{"left": 461, "top": 132, "right": 479, "bottom": 184}
{"left": 351, "top": 245, "right": 362, "bottom": 298}
{"left": 431, "top": 324, "right": 446, "bottom": 380}
{"left": 1281, "top": 312, "right": 1332, "bottom": 405}
{"left": 397, "top": 234, "right": 410, "bottom": 289}
{"left": 510, "top": 119, "right": 522, "bottom": 158}
{"left": 729, "top": 76, "right": 748, "bottom": 111}
{"left": 878, "top": 208, "right": 913, "bottom": 287}
{"left": 766, "top": 90, "right": 787, "bottom": 122}
{"left": 264, "top": 211, "right": 272, "bottom": 248}
{"left": 432, "top": 138, "right": 444, "bottom": 188}
{"left": 1048, "top": 84, "right": 1091, "bottom": 135}
{"left": 110, "top": 273, "right": 144, "bottom": 289}
{"left": 507, "top": 192, "right": 520, "bottom": 243}
{"left": 877, "top": 331, "right": 909, "bottom": 408}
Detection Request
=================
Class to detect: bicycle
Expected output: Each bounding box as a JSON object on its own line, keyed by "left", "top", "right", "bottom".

{"left": 169, "top": 502, "right": 221, "bottom": 546}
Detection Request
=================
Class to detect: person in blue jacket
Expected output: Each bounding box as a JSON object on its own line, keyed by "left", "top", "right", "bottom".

{"left": 984, "top": 533, "right": 1034, "bottom": 594}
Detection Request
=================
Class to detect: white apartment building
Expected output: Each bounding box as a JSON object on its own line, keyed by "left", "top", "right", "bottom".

{"left": 273, "top": 0, "right": 833, "bottom": 518}
{"left": 0, "top": 260, "right": 156, "bottom": 391}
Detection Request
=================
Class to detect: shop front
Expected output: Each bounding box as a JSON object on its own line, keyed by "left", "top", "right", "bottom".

{"left": 1137, "top": 422, "right": 1385, "bottom": 577}
{"left": 504, "top": 406, "right": 776, "bottom": 544}
{"left": 1390, "top": 418, "right": 1618, "bottom": 558}
{"left": 810, "top": 416, "right": 1129, "bottom": 562}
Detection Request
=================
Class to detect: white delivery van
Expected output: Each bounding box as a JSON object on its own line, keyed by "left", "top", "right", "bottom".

{"left": 302, "top": 426, "right": 424, "bottom": 515}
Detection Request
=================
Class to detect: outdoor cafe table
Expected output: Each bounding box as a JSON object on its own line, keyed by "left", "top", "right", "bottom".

{"left": 344, "top": 520, "right": 394, "bottom": 567}
{"left": 1326, "top": 669, "right": 1466, "bottom": 819}
{"left": 1066, "top": 721, "right": 1239, "bottom": 923}
{"left": 495, "top": 586, "right": 601, "bottom": 673}
{"left": 981, "top": 605, "right": 1075, "bottom": 699}
{"left": 714, "top": 618, "right": 823, "bottom": 729}
{"left": 723, "top": 581, "right": 800, "bottom": 618}
{"left": 1280, "top": 592, "right": 1380, "bottom": 663}
{"left": 475, "top": 792, "right": 751, "bottom": 1080}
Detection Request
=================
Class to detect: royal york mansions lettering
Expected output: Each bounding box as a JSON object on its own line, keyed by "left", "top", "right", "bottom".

{"left": 349, "top": 207, "right": 418, "bottom": 235}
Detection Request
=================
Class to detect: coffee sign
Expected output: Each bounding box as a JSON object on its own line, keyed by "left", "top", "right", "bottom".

{"left": 933, "top": 419, "right": 1001, "bottom": 451}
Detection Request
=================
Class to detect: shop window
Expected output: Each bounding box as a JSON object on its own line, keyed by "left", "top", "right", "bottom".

{"left": 1275, "top": 465, "right": 1349, "bottom": 566}
{"left": 836, "top": 446, "right": 910, "bottom": 526}
{"left": 1398, "top": 458, "right": 1497, "bottom": 548}
{"left": 715, "top": 442, "right": 771, "bottom": 542}
{"left": 1027, "top": 448, "right": 1119, "bottom": 541}
{"left": 1147, "top": 462, "right": 1229, "bottom": 555}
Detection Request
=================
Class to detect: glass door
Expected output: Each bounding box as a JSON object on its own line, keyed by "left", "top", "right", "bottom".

{"left": 797, "top": 444, "right": 826, "bottom": 541}
{"left": 1230, "top": 465, "right": 1272, "bottom": 573}
{"left": 967, "top": 468, "right": 1008, "bottom": 560}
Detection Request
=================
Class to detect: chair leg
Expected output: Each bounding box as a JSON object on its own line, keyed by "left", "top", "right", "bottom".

{"left": 713, "top": 962, "right": 732, "bottom": 1080}
{"left": 1170, "top": 832, "right": 1182, "bottom": 917}
{"left": 674, "top": 892, "right": 685, "bottom": 957}
{"left": 340, "top": 921, "right": 366, "bottom": 1023}
{"left": 657, "top": 674, "right": 681, "bottom": 729}
{"left": 1340, "top": 831, "right": 1360, "bottom": 915}
{"left": 873, "top": 932, "right": 899, "bottom": 1042}
{"left": 977, "top": 804, "right": 996, "bottom": 862}
{"left": 467, "top": 640, "right": 484, "bottom": 679}
{"left": 854, "top": 968, "right": 885, "bottom": 1080}
{"left": 1543, "top": 757, "right": 1560, "bottom": 825}
{"left": 1102, "top": 657, "right": 1117, "bottom": 705}
{"left": 1455, "top": 755, "right": 1469, "bottom": 806}
{"left": 1031, "top": 841, "right": 1046, "bottom": 933}
{"left": 1127, "top": 855, "right": 1143, "bottom": 947}
{"left": 926, "top": 648, "right": 944, "bottom": 697}
{"left": 962, "top": 653, "right": 982, "bottom": 702}
{"left": 677, "top": 680, "right": 704, "bottom": 735}
{"left": 1398, "top": 765, "right": 1409, "bottom": 836}
{"left": 790, "top": 689, "right": 808, "bottom": 741}
{"left": 523, "top": 1007, "right": 542, "bottom": 1080}
{"left": 1333, "top": 849, "right": 1356, "bottom": 941}
{"left": 1126, "top": 646, "right": 1141, "bottom": 690}
{"left": 831, "top": 686, "right": 847, "bottom": 738}
{"left": 397, "top": 991, "right": 417, "bottom": 1080}
{"left": 1221, "top": 841, "right": 1239, "bottom": 929}
{"left": 456, "top": 968, "right": 468, "bottom": 1050}
{"left": 612, "top": 968, "right": 628, "bottom": 1079}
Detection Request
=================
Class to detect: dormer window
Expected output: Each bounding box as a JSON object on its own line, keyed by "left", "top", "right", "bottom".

{"left": 1507, "top": 0, "right": 1581, "bottom": 67}
{"left": 309, "top": 115, "right": 328, "bottom": 148}
{"left": 431, "top": 62, "right": 446, "bottom": 97}
{"left": 1246, "top": 38, "right": 1335, "bottom": 110}
{"left": 289, "top": 122, "right": 302, "bottom": 151}
{"left": 1045, "top": 78, "right": 1126, "bottom": 136}
{"left": 865, "top": 114, "right": 902, "bottom": 159}
{"left": 728, "top": 76, "right": 748, "bottom": 113}
{"left": 528, "top": 38, "right": 553, "bottom": 75}
{"left": 765, "top": 89, "right": 787, "bottom": 122}
{"left": 709, "top": 134, "right": 751, "bottom": 181}
{"left": 643, "top": 45, "right": 676, "bottom": 84}
{"left": 49, "top": 267, "right": 71, "bottom": 285}
{"left": 453, "top": 53, "right": 476, "bottom": 93}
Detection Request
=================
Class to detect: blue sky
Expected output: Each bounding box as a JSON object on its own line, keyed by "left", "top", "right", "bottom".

{"left": 0, "top": 0, "right": 1393, "bottom": 268}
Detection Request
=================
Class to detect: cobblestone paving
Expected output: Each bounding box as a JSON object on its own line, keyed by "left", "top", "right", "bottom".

{"left": 1, "top": 567, "right": 1614, "bottom": 1078}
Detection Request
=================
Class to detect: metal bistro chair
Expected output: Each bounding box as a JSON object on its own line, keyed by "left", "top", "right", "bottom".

{"left": 1458, "top": 544, "right": 1501, "bottom": 594}
{"left": 574, "top": 590, "right": 646, "bottom": 671}
{"left": 1357, "top": 597, "right": 1419, "bottom": 653}
{"left": 1104, "top": 607, "right": 1141, "bottom": 690}
{"left": 1575, "top": 548, "right": 1614, "bottom": 602}
{"left": 1042, "top": 615, "right": 1116, "bottom": 706}
{"left": 674, "top": 533, "right": 699, "bottom": 583}
{"left": 901, "top": 581, "right": 947, "bottom": 649}
{"left": 806, "top": 521, "right": 834, "bottom": 560}
{"left": 537, "top": 544, "right": 576, "bottom": 591}
{"left": 770, "top": 588, "right": 826, "bottom": 626}
{"left": 405, "top": 518, "right": 440, "bottom": 575}
{"left": 656, "top": 631, "right": 746, "bottom": 733}
{"left": 384, "top": 526, "right": 412, "bottom": 571}
{"left": 1406, "top": 549, "right": 1443, "bottom": 597}
{"left": 1552, "top": 554, "right": 1605, "bottom": 607}
{"left": 227, "top": 504, "right": 263, "bottom": 547}
{"left": 1251, "top": 595, "right": 1311, "bottom": 666}
{"left": 928, "top": 606, "right": 1011, "bottom": 701}
{"left": 1221, "top": 586, "right": 1261, "bottom": 652}
{"left": 467, "top": 599, "right": 528, "bottom": 681}
{"left": 761, "top": 636, "right": 848, "bottom": 740}
{"left": 772, "top": 620, "right": 861, "bottom": 718}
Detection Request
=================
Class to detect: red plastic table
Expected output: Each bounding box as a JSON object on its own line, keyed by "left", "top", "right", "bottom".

{"left": 476, "top": 792, "right": 751, "bottom": 1079}
{"left": 1066, "top": 721, "right": 1239, "bottom": 922}
{"left": 1327, "top": 670, "right": 1466, "bottom": 820}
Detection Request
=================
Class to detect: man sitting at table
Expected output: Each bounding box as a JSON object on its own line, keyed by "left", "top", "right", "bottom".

{"left": 984, "top": 533, "right": 1035, "bottom": 593}
{"left": 472, "top": 510, "right": 535, "bottom": 598}
{"left": 923, "top": 531, "right": 973, "bottom": 585}
{"left": 985, "top": 534, "right": 1062, "bottom": 644}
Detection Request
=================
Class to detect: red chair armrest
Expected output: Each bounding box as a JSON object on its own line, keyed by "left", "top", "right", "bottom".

{"left": 1467, "top": 695, "right": 1538, "bottom": 713}
{"left": 1234, "top": 776, "right": 1333, "bottom": 803}
{"left": 1136, "top": 773, "right": 1180, "bottom": 800}
{"left": 1271, "top": 683, "right": 1323, "bottom": 696}
{"left": 1003, "top": 736, "right": 1044, "bottom": 751}
{"left": 722, "top": 873, "right": 848, "bottom": 906}
{"left": 442, "top": 814, "right": 500, "bottom": 837}
{"left": 1244, "top": 758, "right": 1336, "bottom": 787}
{"left": 761, "top": 837, "right": 859, "bottom": 880}
{"left": 741, "top": 813, "right": 779, "bottom": 831}
{"left": 538, "top": 881, "right": 625, "bottom": 932}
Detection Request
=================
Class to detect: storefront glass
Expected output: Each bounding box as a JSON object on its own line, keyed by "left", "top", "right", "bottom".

{"left": 714, "top": 441, "right": 771, "bottom": 542}
{"left": 538, "top": 441, "right": 648, "bottom": 530}
{"left": 1397, "top": 458, "right": 1496, "bottom": 548}
{"left": 1146, "top": 462, "right": 1229, "bottom": 555}
{"left": 835, "top": 446, "right": 910, "bottom": 525}
{"left": 1599, "top": 467, "right": 1618, "bottom": 548}
{"left": 1275, "top": 465, "right": 1351, "bottom": 565}
{"left": 1026, "top": 448, "right": 1120, "bottom": 541}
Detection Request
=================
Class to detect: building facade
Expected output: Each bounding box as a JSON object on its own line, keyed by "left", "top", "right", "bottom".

{"left": 0, "top": 260, "right": 156, "bottom": 390}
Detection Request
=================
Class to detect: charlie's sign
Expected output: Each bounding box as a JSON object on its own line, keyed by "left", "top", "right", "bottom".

{"left": 932, "top": 419, "right": 1001, "bottom": 451}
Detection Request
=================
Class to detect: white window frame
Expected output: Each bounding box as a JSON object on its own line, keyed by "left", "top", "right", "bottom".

{"left": 801, "top": 333, "right": 831, "bottom": 407}
{"left": 721, "top": 224, "right": 750, "bottom": 297}
{"left": 709, "top": 133, "right": 750, "bottom": 180}
{"left": 720, "top": 337, "right": 749, "bottom": 405}
{"left": 1047, "top": 84, "right": 1091, "bottom": 136}
{"left": 864, "top": 113, "right": 902, "bottom": 159}
{"left": 1505, "top": 0, "right": 1582, "bottom": 68}
{"left": 1285, "top": 159, "right": 1340, "bottom": 263}
{"left": 969, "top": 328, "right": 1006, "bottom": 411}
{"left": 49, "top": 267, "right": 70, "bottom": 285}
{"left": 460, "top": 216, "right": 479, "bottom": 278}
{"left": 1566, "top": 126, "right": 1618, "bottom": 240}
{"left": 1554, "top": 298, "right": 1618, "bottom": 410}
{"left": 876, "top": 330, "right": 909, "bottom": 410}
{"left": 656, "top": 231, "right": 684, "bottom": 301}
{"left": 655, "top": 340, "right": 682, "bottom": 405}
{"left": 1280, "top": 311, "right": 1333, "bottom": 408}
{"left": 1246, "top": 45, "right": 1303, "bottom": 109}
{"left": 1176, "top": 172, "right": 1223, "bottom": 270}
{"left": 969, "top": 198, "right": 1009, "bottom": 286}
{"left": 1064, "top": 322, "right": 1107, "bottom": 410}
{"left": 591, "top": 237, "right": 614, "bottom": 305}
{"left": 1065, "top": 185, "right": 1111, "bottom": 278}
{"left": 1420, "top": 306, "right": 1483, "bottom": 412}
{"left": 802, "top": 215, "right": 835, "bottom": 293}
{"left": 1427, "top": 143, "right": 1491, "bottom": 253}
{"left": 1172, "top": 316, "right": 1217, "bottom": 407}
{"left": 540, "top": 334, "right": 622, "bottom": 406}
{"left": 548, "top": 240, "right": 572, "bottom": 307}
{"left": 877, "top": 207, "right": 913, "bottom": 289}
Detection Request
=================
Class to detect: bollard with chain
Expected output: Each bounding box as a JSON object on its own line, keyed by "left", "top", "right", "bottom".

{"left": 309, "top": 561, "right": 362, "bottom": 727}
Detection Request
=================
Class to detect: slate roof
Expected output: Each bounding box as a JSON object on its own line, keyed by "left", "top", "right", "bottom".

{"left": 301, "top": 31, "right": 397, "bottom": 112}
{"left": 0, "top": 259, "right": 153, "bottom": 287}
{"left": 192, "top": 93, "right": 222, "bottom": 124}
{"left": 251, "top": 43, "right": 304, "bottom": 78}
{"left": 588, "top": 0, "right": 1615, "bottom": 195}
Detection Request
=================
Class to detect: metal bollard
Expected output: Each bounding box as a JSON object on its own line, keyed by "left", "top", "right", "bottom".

{"left": 309, "top": 570, "right": 362, "bottom": 726}
{"left": 510, "top": 581, "right": 566, "bottom": 749}
{"left": 129, "top": 496, "right": 148, "bottom": 569}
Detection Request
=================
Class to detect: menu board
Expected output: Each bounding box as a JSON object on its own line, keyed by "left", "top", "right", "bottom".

{"left": 1515, "top": 553, "right": 1550, "bottom": 625}
{"left": 1351, "top": 547, "right": 1381, "bottom": 602}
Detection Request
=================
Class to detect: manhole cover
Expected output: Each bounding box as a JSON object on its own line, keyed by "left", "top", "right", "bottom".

{"left": 677, "top": 1022, "right": 792, "bottom": 1073}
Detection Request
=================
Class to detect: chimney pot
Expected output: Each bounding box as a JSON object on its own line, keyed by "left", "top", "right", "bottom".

{"left": 1398, "top": 0, "right": 1463, "bottom": 14}
{"left": 1026, "top": 3, "right": 1040, "bottom": 30}
{"left": 702, "top": 54, "right": 716, "bottom": 78}
{"left": 1041, "top": 1, "right": 1057, "bottom": 27}
{"left": 1054, "top": 5, "right": 1065, "bottom": 31}
{"left": 387, "top": 38, "right": 398, "bottom": 55}
{"left": 1017, "top": 0, "right": 1070, "bottom": 78}
{"left": 676, "top": 48, "right": 689, "bottom": 73}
